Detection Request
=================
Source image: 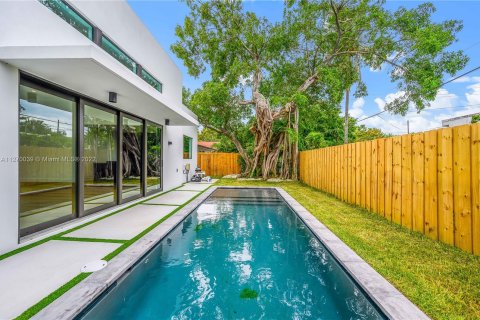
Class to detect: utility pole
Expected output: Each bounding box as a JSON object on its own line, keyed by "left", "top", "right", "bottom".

{"left": 344, "top": 88, "right": 350, "bottom": 144}
{"left": 407, "top": 120, "right": 410, "bottom": 134}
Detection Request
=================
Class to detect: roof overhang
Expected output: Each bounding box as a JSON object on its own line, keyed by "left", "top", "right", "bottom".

{"left": 0, "top": 44, "right": 198, "bottom": 126}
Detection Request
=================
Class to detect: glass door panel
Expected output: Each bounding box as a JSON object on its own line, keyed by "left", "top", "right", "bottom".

{"left": 19, "top": 82, "right": 76, "bottom": 234}
{"left": 83, "top": 104, "right": 117, "bottom": 212}
{"left": 146, "top": 123, "right": 162, "bottom": 193}
{"left": 122, "top": 116, "right": 143, "bottom": 201}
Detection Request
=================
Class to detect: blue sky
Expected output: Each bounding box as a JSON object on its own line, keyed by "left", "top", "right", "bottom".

{"left": 128, "top": 0, "right": 480, "bottom": 134}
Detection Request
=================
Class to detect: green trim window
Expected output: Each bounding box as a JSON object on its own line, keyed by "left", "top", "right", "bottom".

{"left": 141, "top": 69, "right": 163, "bottom": 93}
{"left": 40, "top": 0, "right": 93, "bottom": 39}
{"left": 183, "top": 135, "right": 192, "bottom": 159}
{"left": 101, "top": 36, "right": 137, "bottom": 73}
{"left": 38, "top": 0, "right": 165, "bottom": 94}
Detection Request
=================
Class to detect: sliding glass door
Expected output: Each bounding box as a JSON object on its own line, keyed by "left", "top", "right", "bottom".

{"left": 146, "top": 123, "right": 162, "bottom": 193}
{"left": 18, "top": 75, "right": 165, "bottom": 236}
{"left": 83, "top": 103, "right": 117, "bottom": 213}
{"left": 121, "top": 115, "right": 143, "bottom": 201}
{"left": 19, "top": 81, "right": 76, "bottom": 235}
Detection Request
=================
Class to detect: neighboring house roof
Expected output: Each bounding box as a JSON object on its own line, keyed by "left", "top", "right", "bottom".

{"left": 198, "top": 141, "right": 219, "bottom": 150}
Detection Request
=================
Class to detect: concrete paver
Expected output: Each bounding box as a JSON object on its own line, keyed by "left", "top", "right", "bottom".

{"left": 142, "top": 190, "right": 199, "bottom": 205}
{"left": 176, "top": 183, "right": 212, "bottom": 191}
{"left": 64, "top": 205, "right": 177, "bottom": 240}
{"left": 0, "top": 240, "right": 120, "bottom": 319}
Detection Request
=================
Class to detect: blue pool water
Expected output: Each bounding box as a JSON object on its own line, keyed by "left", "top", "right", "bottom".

{"left": 80, "top": 188, "right": 385, "bottom": 319}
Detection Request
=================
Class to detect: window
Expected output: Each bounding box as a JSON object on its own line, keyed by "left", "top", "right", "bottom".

{"left": 146, "top": 123, "right": 162, "bottom": 192}
{"left": 183, "top": 135, "right": 192, "bottom": 159}
{"left": 141, "top": 69, "right": 163, "bottom": 93}
{"left": 40, "top": 0, "right": 93, "bottom": 40}
{"left": 122, "top": 116, "right": 143, "bottom": 200}
{"left": 83, "top": 104, "right": 117, "bottom": 212}
{"left": 19, "top": 82, "right": 76, "bottom": 235}
{"left": 39, "top": 0, "right": 165, "bottom": 94}
{"left": 101, "top": 36, "right": 137, "bottom": 73}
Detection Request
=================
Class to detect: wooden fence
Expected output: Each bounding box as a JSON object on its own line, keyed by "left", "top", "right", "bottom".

{"left": 197, "top": 152, "right": 241, "bottom": 177}
{"left": 299, "top": 123, "right": 480, "bottom": 255}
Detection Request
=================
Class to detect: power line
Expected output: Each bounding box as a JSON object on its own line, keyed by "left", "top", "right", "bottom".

{"left": 357, "top": 65, "right": 480, "bottom": 123}
{"left": 377, "top": 114, "right": 403, "bottom": 131}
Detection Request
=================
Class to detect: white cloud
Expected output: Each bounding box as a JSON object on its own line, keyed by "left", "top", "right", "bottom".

{"left": 349, "top": 97, "right": 365, "bottom": 118}
{"left": 363, "top": 89, "right": 462, "bottom": 135}
{"left": 451, "top": 76, "right": 480, "bottom": 83}
{"left": 465, "top": 82, "right": 480, "bottom": 105}
{"left": 428, "top": 88, "right": 458, "bottom": 110}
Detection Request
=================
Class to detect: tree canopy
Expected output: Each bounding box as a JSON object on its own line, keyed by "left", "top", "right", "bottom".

{"left": 174, "top": 0, "right": 467, "bottom": 179}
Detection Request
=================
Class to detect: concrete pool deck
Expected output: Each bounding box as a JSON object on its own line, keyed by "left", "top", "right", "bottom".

{"left": 0, "top": 182, "right": 216, "bottom": 319}
{"left": 35, "top": 186, "right": 429, "bottom": 320}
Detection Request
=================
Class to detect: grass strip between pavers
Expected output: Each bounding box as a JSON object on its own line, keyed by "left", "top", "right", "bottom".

{"left": 15, "top": 273, "right": 91, "bottom": 320}
{"left": 54, "top": 237, "right": 127, "bottom": 244}
{"left": 13, "top": 184, "right": 214, "bottom": 319}
{"left": 0, "top": 184, "right": 187, "bottom": 261}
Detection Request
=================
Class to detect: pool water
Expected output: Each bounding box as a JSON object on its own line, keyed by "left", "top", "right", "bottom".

{"left": 80, "top": 188, "right": 385, "bottom": 320}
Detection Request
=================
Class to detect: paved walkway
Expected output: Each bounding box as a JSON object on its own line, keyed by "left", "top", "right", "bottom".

{"left": 0, "top": 181, "right": 215, "bottom": 319}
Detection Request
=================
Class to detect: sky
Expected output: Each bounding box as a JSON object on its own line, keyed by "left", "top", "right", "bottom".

{"left": 128, "top": 0, "right": 480, "bottom": 135}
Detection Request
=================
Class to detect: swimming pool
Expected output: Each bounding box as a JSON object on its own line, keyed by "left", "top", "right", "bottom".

{"left": 77, "top": 188, "right": 386, "bottom": 319}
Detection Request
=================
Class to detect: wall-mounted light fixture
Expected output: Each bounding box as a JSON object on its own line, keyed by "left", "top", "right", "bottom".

{"left": 109, "top": 92, "right": 117, "bottom": 103}
{"left": 165, "top": 119, "right": 170, "bottom": 126}
{"left": 168, "top": 141, "right": 173, "bottom": 145}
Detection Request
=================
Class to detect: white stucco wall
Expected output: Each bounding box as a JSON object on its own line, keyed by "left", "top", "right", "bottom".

{"left": 0, "top": 62, "right": 20, "bottom": 253}
{"left": 163, "top": 126, "right": 198, "bottom": 191}
{"left": 0, "top": 0, "right": 198, "bottom": 254}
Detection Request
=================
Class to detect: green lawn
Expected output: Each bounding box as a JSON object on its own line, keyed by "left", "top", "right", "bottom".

{"left": 217, "top": 179, "right": 480, "bottom": 320}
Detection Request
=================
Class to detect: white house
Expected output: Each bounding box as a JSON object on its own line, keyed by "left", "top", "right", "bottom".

{"left": 0, "top": 0, "right": 198, "bottom": 254}
{"left": 442, "top": 112, "right": 480, "bottom": 128}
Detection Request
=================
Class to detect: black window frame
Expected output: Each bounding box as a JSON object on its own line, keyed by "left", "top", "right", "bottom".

{"left": 18, "top": 72, "right": 164, "bottom": 239}
{"left": 145, "top": 121, "right": 163, "bottom": 196}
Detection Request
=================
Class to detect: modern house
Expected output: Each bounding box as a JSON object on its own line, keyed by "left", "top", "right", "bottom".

{"left": 0, "top": 0, "right": 198, "bottom": 254}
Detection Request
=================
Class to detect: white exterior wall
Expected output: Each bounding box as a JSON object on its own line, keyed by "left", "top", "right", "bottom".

{"left": 163, "top": 126, "right": 198, "bottom": 191}
{"left": 442, "top": 116, "right": 474, "bottom": 128}
{"left": 0, "top": 0, "right": 197, "bottom": 254}
{"left": 0, "top": 62, "right": 20, "bottom": 253}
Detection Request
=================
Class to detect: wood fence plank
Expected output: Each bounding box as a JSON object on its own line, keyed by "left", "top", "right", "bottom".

{"left": 438, "top": 128, "right": 454, "bottom": 245}
{"left": 453, "top": 125, "right": 472, "bottom": 252}
{"left": 424, "top": 130, "right": 438, "bottom": 240}
{"left": 412, "top": 133, "right": 425, "bottom": 233}
{"left": 385, "top": 138, "right": 393, "bottom": 221}
{"left": 349, "top": 143, "right": 356, "bottom": 204}
{"left": 378, "top": 139, "right": 386, "bottom": 217}
{"left": 401, "top": 135, "right": 413, "bottom": 229}
{"left": 472, "top": 123, "right": 480, "bottom": 255}
{"left": 392, "top": 136, "right": 402, "bottom": 224}
{"left": 371, "top": 140, "right": 378, "bottom": 213}
{"left": 360, "top": 142, "right": 366, "bottom": 208}
{"left": 356, "top": 143, "right": 361, "bottom": 206}
{"left": 366, "top": 141, "right": 372, "bottom": 211}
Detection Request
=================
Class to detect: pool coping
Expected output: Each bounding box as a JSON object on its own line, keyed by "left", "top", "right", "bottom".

{"left": 34, "top": 186, "right": 429, "bottom": 320}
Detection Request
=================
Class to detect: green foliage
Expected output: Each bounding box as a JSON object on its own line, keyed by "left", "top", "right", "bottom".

{"left": 471, "top": 114, "right": 480, "bottom": 124}
{"left": 240, "top": 288, "right": 258, "bottom": 299}
{"left": 198, "top": 128, "right": 221, "bottom": 141}
{"left": 305, "top": 132, "right": 328, "bottom": 149}
{"left": 174, "top": 0, "right": 467, "bottom": 174}
{"left": 354, "top": 125, "right": 390, "bottom": 142}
